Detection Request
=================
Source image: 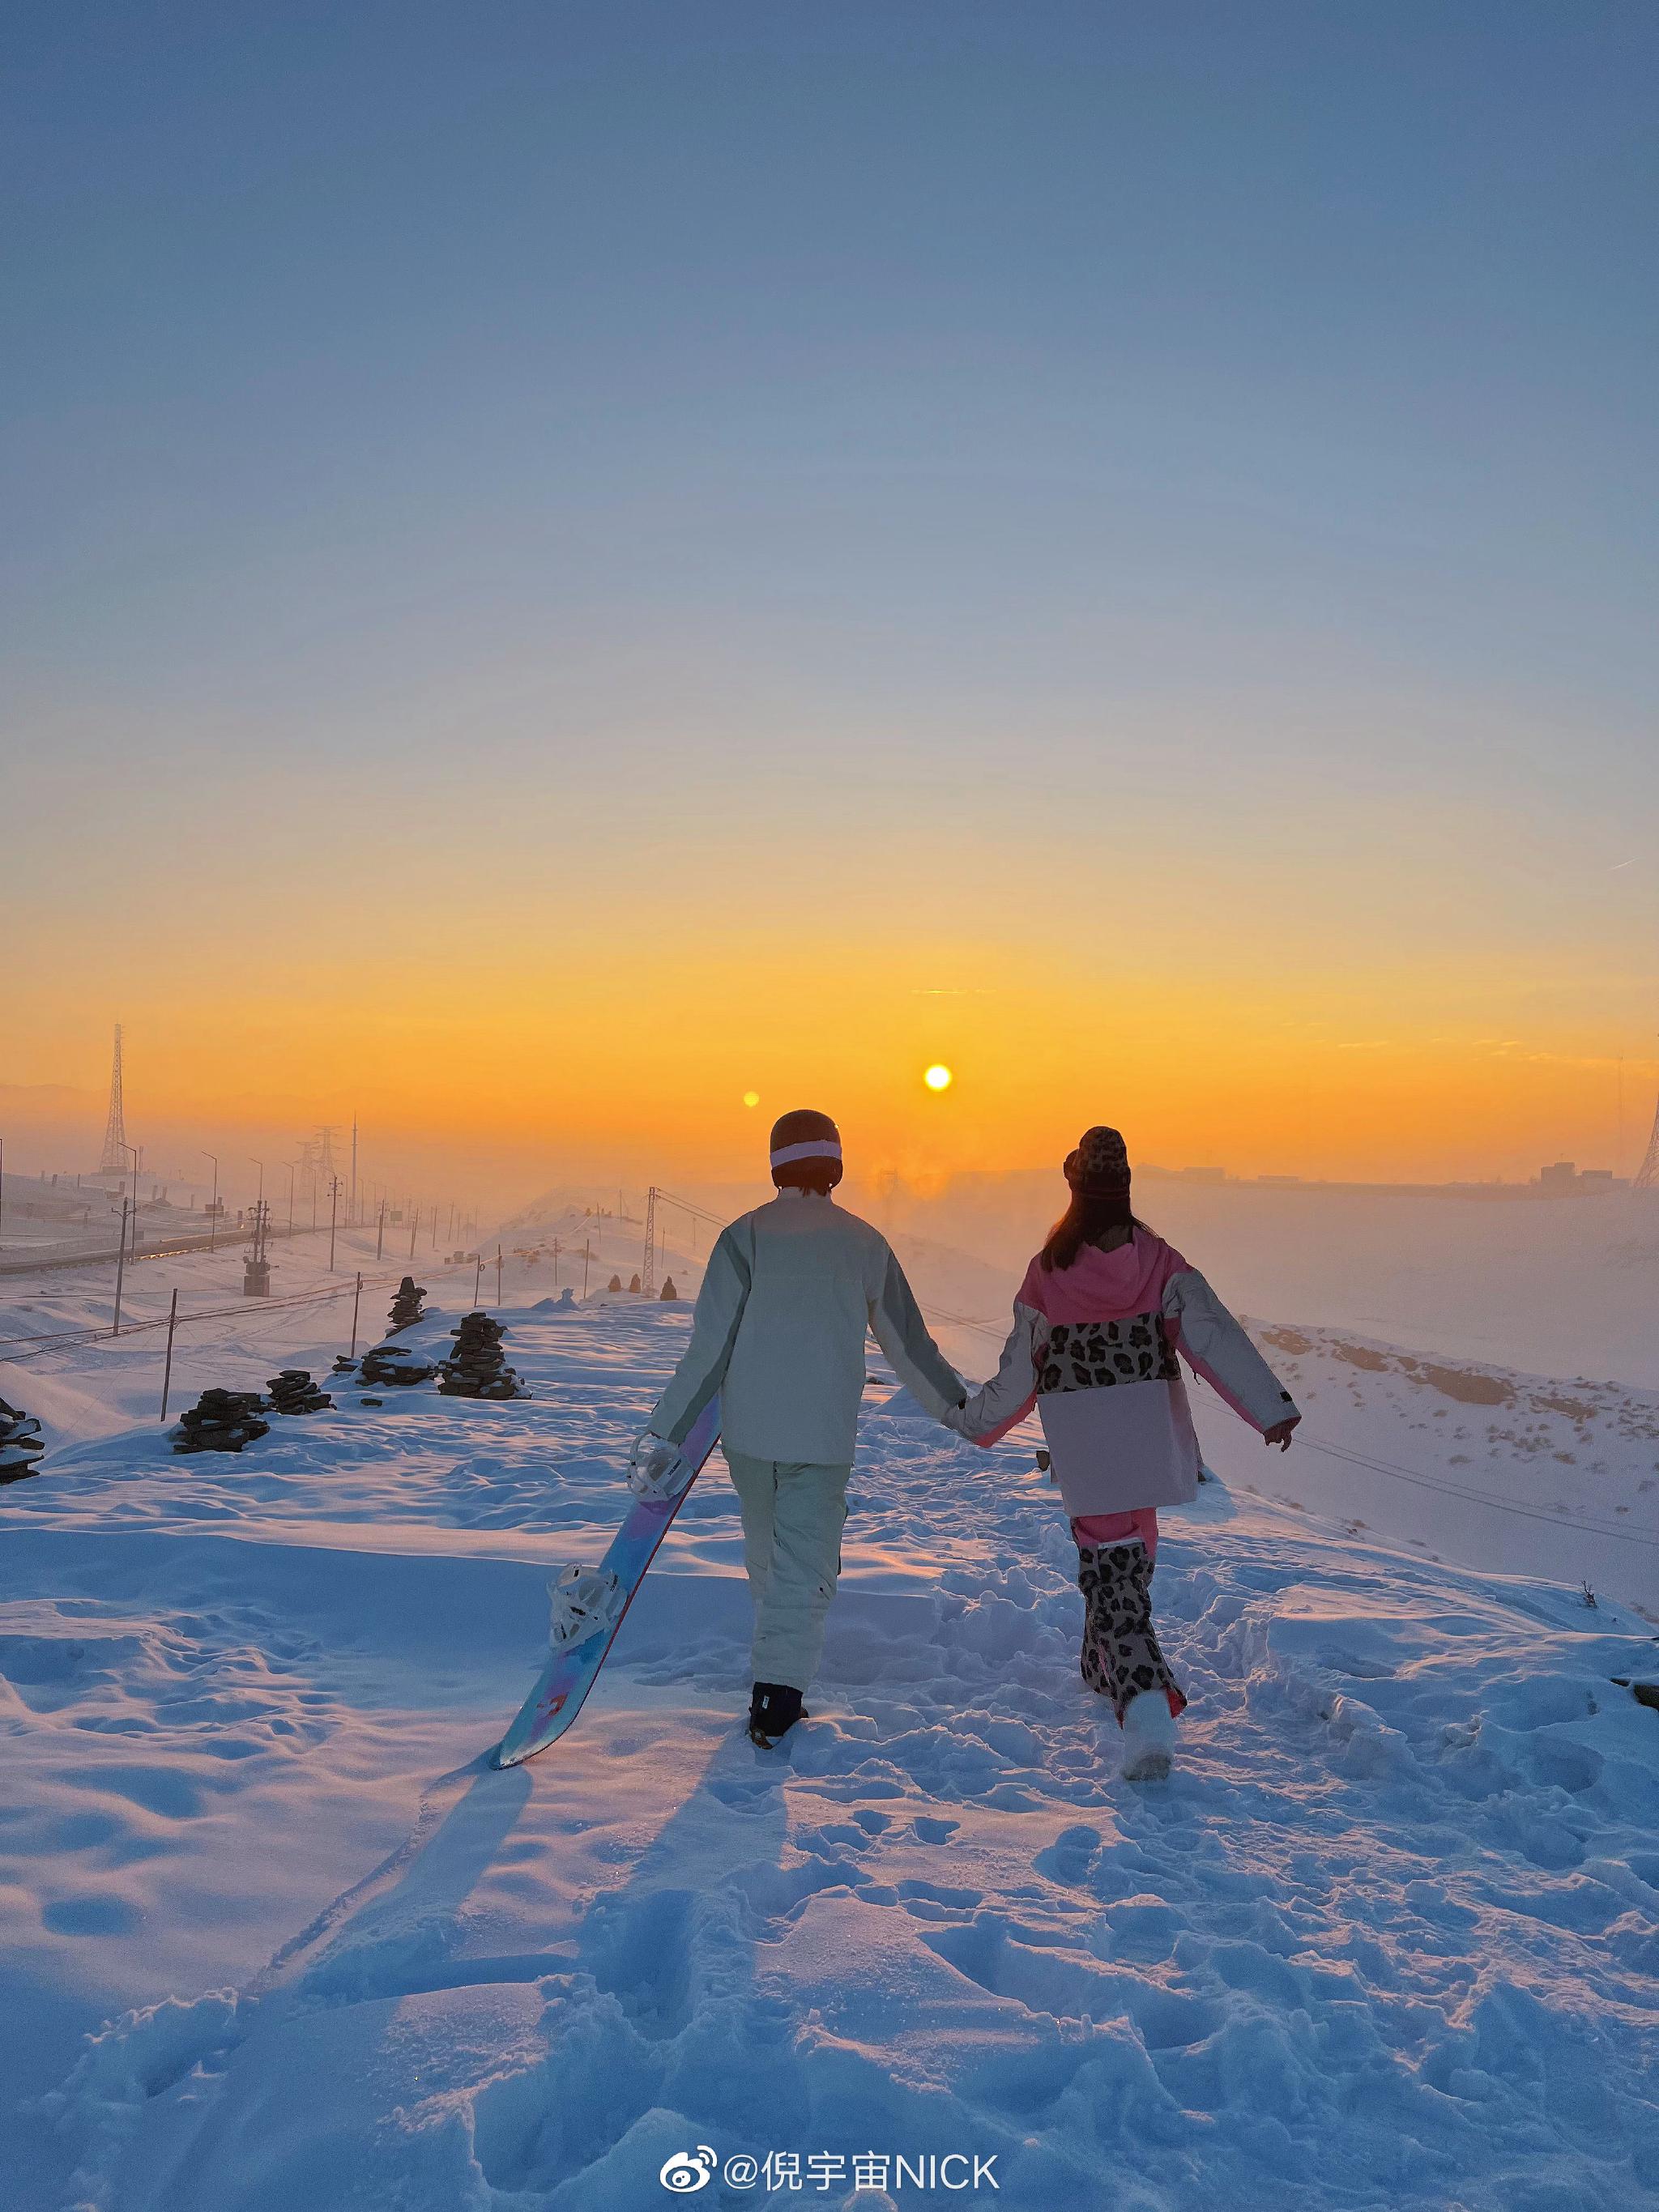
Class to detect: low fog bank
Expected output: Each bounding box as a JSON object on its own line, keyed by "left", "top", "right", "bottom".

{"left": 493, "top": 1171, "right": 1659, "bottom": 1392}
{"left": 873, "top": 1173, "right": 1659, "bottom": 1392}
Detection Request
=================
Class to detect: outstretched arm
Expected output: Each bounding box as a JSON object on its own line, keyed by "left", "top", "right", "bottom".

{"left": 1162, "top": 1268, "right": 1300, "bottom": 1446}
{"left": 647, "top": 1224, "right": 752, "bottom": 1446}
{"left": 943, "top": 1303, "right": 1042, "bottom": 1445}
{"left": 867, "top": 1249, "right": 966, "bottom": 1419}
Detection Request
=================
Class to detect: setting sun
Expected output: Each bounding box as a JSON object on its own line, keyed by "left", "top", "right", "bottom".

{"left": 923, "top": 1064, "right": 953, "bottom": 1093}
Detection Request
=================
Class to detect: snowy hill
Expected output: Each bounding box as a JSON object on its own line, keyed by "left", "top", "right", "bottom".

{"left": 3, "top": 1302, "right": 1657, "bottom": 2210}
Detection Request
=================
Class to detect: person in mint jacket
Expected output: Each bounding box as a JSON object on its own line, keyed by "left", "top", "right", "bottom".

{"left": 945, "top": 1125, "right": 1300, "bottom": 1780}
{"left": 636, "top": 1109, "right": 963, "bottom": 1746}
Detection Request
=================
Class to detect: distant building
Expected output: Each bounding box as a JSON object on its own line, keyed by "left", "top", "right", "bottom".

{"left": 1538, "top": 1162, "right": 1623, "bottom": 1191}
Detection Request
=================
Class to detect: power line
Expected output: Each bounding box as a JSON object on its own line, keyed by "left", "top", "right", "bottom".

{"left": 0, "top": 1257, "right": 469, "bottom": 1366}
{"left": 919, "top": 1302, "right": 1005, "bottom": 1340}
{"left": 1290, "top": 1433, "right": 1659, "bottom": 1550}
{"left": 648, "top": 1186, "right": 730, "bottom": 1231}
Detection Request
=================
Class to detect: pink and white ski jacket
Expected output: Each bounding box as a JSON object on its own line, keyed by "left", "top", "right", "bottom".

{"left": 944, "top": 1231, "right": 1298, "bottom": 1518}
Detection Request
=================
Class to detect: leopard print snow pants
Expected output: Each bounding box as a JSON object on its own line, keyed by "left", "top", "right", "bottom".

{"left": 1076, "top": 1540, "right": 1188, "bottom": 1726}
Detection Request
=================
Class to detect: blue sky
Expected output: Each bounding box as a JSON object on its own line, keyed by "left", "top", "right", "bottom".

{"left": 11, "top": 0, "right": 1654, "bottom": 714}
{"left": 5, "top": 2, "right": 1657, "bottom": 1182}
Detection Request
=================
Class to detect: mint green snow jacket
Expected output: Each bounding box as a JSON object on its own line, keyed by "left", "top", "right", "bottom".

{"left": 648, "top": 1191, "right": 964, "bottom": 1464}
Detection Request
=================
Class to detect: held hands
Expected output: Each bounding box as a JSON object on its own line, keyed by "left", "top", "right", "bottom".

{"left": 1263, "top": 1416, "right": 1300, "bottom": 1453}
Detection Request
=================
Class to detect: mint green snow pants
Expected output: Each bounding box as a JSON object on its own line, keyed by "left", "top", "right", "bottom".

{"left": 723, "top": 1451, "right": 851, "bottom": 1693}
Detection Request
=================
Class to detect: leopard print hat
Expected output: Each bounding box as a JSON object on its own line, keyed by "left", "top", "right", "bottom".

{"left": 1064, "top": 1125, "right": 1132, "bottom": 1198}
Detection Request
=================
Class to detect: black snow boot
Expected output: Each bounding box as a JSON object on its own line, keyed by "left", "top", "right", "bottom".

{"left": 748, "top": 1681, "right": 808, "bottom": 1747}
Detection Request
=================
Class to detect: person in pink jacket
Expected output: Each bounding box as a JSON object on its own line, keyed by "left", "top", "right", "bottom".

{"left": 945, "top": 1126, "right": 1300, "bottom": 1779}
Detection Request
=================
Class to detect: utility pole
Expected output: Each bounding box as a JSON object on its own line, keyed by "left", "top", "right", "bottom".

{"left": 351, "top": 1271, "right": 363, "bottom": 1358}
{"left": 408, "top": 1206, "right": 419, "bottom": 1261}
{"left": 122, "top": 1142, "right": 140, "bottom": 1264}
{"left": 285, "top": 1161, "right": 296, "bottom": 1236}
{"left": 582, "top": 1239, "right": 591, "bottom": 1298}
{"left": 496, "top": 1243, "right": 503, "bottom": 1306}
{"left": 159, "top": 1289, "right": 179, "bottom": 1421}
{"left": 328, "top": 1175, "right": 341, "bottom": 1270}
{"left": 642, "top": 1187, "right": 657, "bottom": 1298}
{"left": 350, "top": 1116, "right": 358, "bottom": 1229}
{"left": 249, "top": 1157, "right": 263, "bottom": 1204}
{"left": 202, "top": 1152, "right": 219, "bottom": 1251}
{"left": 376, "top": 1201, "right": 386, "bottom": 1261}
{"left": 113, "top": 1199, "right": 130, "bottom": 1335}
{"left": 473, "top": 1255, "right": 483, "bottom": 1306}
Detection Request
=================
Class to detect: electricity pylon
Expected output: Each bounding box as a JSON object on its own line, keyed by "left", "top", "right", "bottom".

{"left": 1633, "top": 1093, "right": 1659, "bottom": 1193}
{"left": 98, "top": 1024, "right": 128, "bottom": 1175}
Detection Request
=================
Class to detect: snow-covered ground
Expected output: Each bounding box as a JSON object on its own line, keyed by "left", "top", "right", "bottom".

{"left": 4, "top": 1295, "right": 1657, "bottom": 2210}
{"left": 0, "top": 1209, "right": 641, "bottom": 1451}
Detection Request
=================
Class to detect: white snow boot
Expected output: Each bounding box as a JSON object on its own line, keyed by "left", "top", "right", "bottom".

{"left": 547, "top": 1564, "right": 624, "bottom": 1651}
{"left": 1120, "top": 1690, "right": 1178, "bottom": 1782}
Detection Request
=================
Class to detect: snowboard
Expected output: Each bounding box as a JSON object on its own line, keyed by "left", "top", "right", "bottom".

{"left": 489, "top": 1396, "right": 722, "bottom": 1768}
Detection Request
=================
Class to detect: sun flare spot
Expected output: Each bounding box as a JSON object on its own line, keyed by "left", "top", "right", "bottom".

{"left": 923, "top": 1064, "right": 953, "bottom": 1092}
{"left": 743, "top": 1090, "right": 761, "bottom": 1108}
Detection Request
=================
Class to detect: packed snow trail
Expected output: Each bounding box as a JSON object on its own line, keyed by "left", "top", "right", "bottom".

{"left": 3, "top": 1302, "right": 1656, "bottom": 2210}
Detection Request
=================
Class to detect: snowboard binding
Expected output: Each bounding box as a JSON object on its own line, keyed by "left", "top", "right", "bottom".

{"left": 625, "top": 1432, "right": 696, "bottom": 1504}
{"left": 547, "top": 1564, "right": 624, "bottom": 1651}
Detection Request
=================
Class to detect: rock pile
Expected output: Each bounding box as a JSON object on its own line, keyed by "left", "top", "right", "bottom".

{"left": 0, "top": 1396, "right": 45, "bottom": 1485}
{"left": 387, "top": 1276, "right": 426, "bottom": 1332}
{"left": 358, "top": 1341, "right": 436, "bottom": 1388}
{"left": 173, "top": 1388, "right": 271, "bottom": 1455}
{"left": 660, "top": 1277, "right": 679, "bottom": 1301}
{"left": 266, "top": 1368, "right": 332, "bottom": 1416}
{"left": 437, "top": 1311, "right": 528, "bottom": 1400}
{"left": 607, "top": 1275, "right": 623, "bottom": 1293}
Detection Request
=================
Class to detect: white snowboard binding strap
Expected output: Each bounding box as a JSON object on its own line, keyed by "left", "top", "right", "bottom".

{"left": 626, "top": 1431, "right": 695, "bottom": 1503}
{"left": 547, "top": 1564, "right": 624, "bottom": 1651}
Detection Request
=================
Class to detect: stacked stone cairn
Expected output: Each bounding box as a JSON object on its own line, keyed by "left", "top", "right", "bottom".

{"left": 0, "top": 1395, "right": 45, "bottom": 1485}
{"left": 607, "top": 1275, "right": 623, "bottom": 1293}
{"left": 437, "top": 1311, "right": 527, "bottom": 1400}
{"left": 660, "top": 1277, "right": 679, "bottom": 1301}
{"left": 387, "top": 1276, "right": 426, "bottom": 1332}
{"left": 173, "top": 1387, "right": 271, "bottom": 1455}
{"left": 357, "top": 1340, "right": 436, "bottom": 1388}
{"left": 266, "top": 1367, "right": 332, "bottom": 1417}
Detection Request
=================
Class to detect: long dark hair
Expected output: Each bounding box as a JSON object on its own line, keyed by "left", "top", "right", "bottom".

{"left": 1039, "top": 1190, "right": 1155, "bottom": 1273}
